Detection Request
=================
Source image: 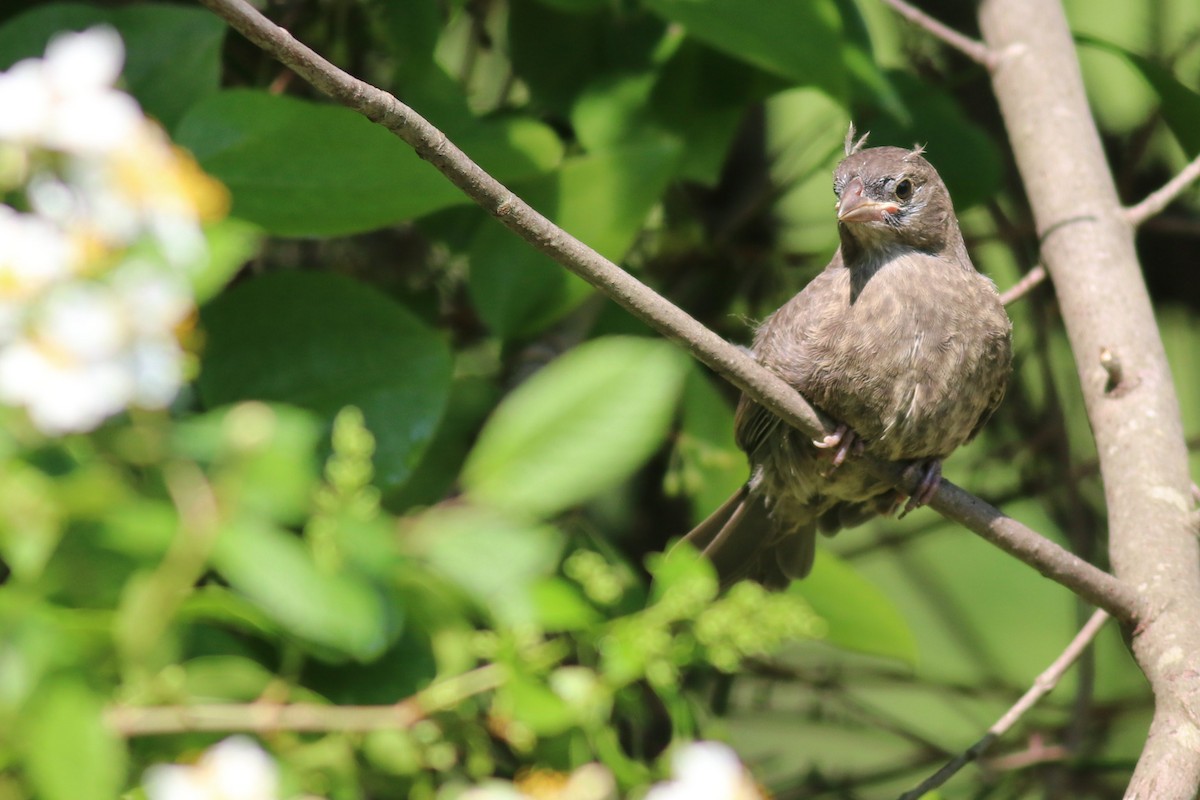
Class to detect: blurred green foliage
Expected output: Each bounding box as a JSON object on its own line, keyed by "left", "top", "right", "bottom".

{"left": 1, "top": 0, "right": 1199, "bottom": 798}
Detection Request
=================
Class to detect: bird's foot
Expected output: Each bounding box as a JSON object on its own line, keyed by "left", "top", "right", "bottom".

{"left": 813, "top": 424, "right": 863, "bottom": 471}
{"left": 899, "top": 459, "right": 942, "bottom": 517}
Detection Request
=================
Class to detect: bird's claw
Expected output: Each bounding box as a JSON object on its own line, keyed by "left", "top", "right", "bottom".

{"left": 813, "top": 424, "right": 863, "bottom": 471}
{"left": 900, "top": 459, "right": 942, "bottom": 517}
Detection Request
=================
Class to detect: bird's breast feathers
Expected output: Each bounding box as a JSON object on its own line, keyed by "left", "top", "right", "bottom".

{"left": 758, "top": 251, "right": 1010, "bottom": 459}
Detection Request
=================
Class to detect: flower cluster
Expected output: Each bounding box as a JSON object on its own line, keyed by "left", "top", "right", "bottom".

{"left": 0, "top": 26, "right": 226, "bottom": 433}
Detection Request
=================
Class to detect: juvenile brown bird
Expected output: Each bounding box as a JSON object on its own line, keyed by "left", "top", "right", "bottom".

{"left": 683, "top": 133, "right": 1012, "bottom": 588}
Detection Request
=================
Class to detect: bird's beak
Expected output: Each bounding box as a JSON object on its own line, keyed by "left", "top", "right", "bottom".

{"left": 837, "top": 177, "right": 899, "bottom": 224}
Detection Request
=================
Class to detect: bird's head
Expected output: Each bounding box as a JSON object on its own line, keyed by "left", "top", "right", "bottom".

{"left": 832, "top": 145, "right": 960, "bottom": 260}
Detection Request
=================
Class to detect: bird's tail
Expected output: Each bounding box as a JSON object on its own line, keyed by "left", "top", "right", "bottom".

{"left": 679, "top": 487, "right": 817, "bottom": 590}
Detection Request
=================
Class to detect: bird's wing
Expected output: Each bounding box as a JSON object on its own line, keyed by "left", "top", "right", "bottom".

{"left": 733, "top": 394, "right": 782, "bottom": 458}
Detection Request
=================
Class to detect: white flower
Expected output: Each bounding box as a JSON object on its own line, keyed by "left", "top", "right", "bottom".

{"left": 643, "top": 742, "right": 762, "bottom": 800}
{"left": 0, "top": 60, "right": 54, "bottom": 143}
{"left": 144, "top": 737, "right": 280, "bottom": 800}
{"left": 0, "top": 206, "right": 78, "bottom": 304}
{"left": 128, "top": 337, "right": 186, "bottom": 407}
{"left": 0, "top": 285, "right": 132, "bottom": 433}
{"left": 0, "top": 27, "right": 142, "bottom": 156}
{"left": 39, "top": 283, "right": 127, "bottom": 359}
{"left": 43, "top": 26, "right": 125, "bottom": 94}
{"left": 111, "top": 261, "right": 193, "bottom": 334}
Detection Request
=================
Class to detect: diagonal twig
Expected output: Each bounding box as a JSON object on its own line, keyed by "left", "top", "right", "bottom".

{"left": 897, "top": 609, "right": 1110, "bottom": 800}
{"left": 1125, "top": 152, "right": 1200, "bottom": 227}
{"left": 999, "top": 264, "right": 1047, "bottom": 305}
{"left": 877, "top": 0, "right": 995, "bottom": 68}
{"left": 197, "top": 0, "right": 1143, "bottom": 624}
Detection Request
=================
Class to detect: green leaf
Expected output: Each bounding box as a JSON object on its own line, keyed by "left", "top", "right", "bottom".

{"left": 533, "top": 0, "right": 609, "bottom": 11}
{"left": 198, "top": 272, "right": 453, "bottom": 495}
{"left": 304, "top": 624, "right": 437, "bottom": 704}
{"left": 397, "top": 66, "right": 566, "bottom": 180}
{"left": 183, "top": 655, "right": 275, "bottom": 702}
{"left": 498, "top": 677, "right": 576, "bottom": 736}
{"left": 531, "top": 578, "right": 604, "bottom": 632}
{"left": 859, "top": 72, "right": 1003, "bottom": 210}
{"left": 194, "top": 219, "right": 261, "bottom": 303}
{"left": 212, "top": 520, "right": 389, "bottom": 660}
{"left": 385, "top": 376, "right": 501, "bottom": 511}
{"left": 791, "top": 551, "right": 918, "bottom": 665}
{"left": 175, "top": 90, "right": 464, "bottom": 236}
{"left": 1076, "top": 34, "right": 1200, "bottom": 156}
{"left": 404, "top": 505, "right": 563, "bottom": 625}
{"left": 171, "top": 403, "right": 324, "bottom": 526}
{"left": 469, "top": 139, "right": 682, "bottom": 338}
{"left": 0, "top": 2, "right": 224, "bottom": 130}
{"left": 176, "top": 86, "right": 564, "bottom": 236}
{"left": 641, "top": 0, "right": 845, "bottom": 99}
{"left": 177, "top": 584, "right": 282, "bottom": 641}
{"left": 674, "top": 366, "right": 748, "bottom": 524}
{"left": 766, "top": 87, "right": 850, "bottom": 255}
{"left": 509, "top": 2, "right": 666, "bottom": 114}
{"left": 646, "top": 542, "right": 719, "bottom": 607}
{"left": 462, "top": 336, "right": 691, "bottom": 518}
{"left": 645, "top": 41, "right": 783, "bottom": 184}
{"left": 839, "top": 0, "right": 908, "bottom": 123}
{"left": 555, "top": 140, "right": 683, "bottom": 258}
{"left": 0, "top": 462, "right": 62, "bottom": 582}
{"left": 1066, "top": 0, "right": 1158, "bottom": 134}
{"left": 371, "top": 0, "right": 441, "bottom": 83}
{"left": 466, "top": 218, "right": 583, "bottom": 339}
{"left": 23, "top": 679, "right": 126, "bottom": 800}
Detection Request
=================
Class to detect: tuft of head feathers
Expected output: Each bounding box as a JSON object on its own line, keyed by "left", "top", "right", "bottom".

{"left": 844, "top": 123, "right": 870, "bottom": 156}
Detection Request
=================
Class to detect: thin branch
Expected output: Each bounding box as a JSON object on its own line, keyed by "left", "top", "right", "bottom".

{"left": 877, "top": 0, "right": 995, "bottom": 68}
{"left": 107, "top": 701, "right": 424, "bottom": 736}
{"left": 1125, "top": 152, "right": 1200, "bottom": 226}
{"left": 107, "top": 663, "right": 505, "bottom": 736}
{"left": 999, "top": 264, "right": 1047, "bottom": 305}
{"left": 983, "top": 737, "right": 1069, "bottom": 772}
{"left": 198, "top": 0, "right": 1144, "bottom": 625}
{"left": 897, "top": 609, "right": 1110, "bottom": 800}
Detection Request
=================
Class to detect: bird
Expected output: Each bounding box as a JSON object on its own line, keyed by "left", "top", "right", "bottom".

{"left": 682, "top": 129, "right": 1012, "bottom": 589}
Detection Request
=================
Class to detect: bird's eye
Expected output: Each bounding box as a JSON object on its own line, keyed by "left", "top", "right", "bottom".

{"left": 894, "top": 178, "right": 913, "bottom": 201}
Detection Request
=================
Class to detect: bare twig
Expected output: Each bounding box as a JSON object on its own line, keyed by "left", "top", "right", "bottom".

{"left": 107, "top": 663, "right": 506, "bottom": 736}
{"left": 999, "top": 264, "right": 1047, "bottom": 305}
{"left": 197, "top": 0, "right": 1143, "bottom": 624}
{"left": 983, "top": 737, "right": 1070, "bottom": 771}
{"left": 1125, "top": 152, "right": 1200, "bottom": 227}
{"left": 107, "top": 701, "right": 425, "bottom": 736}
{"left": 878, "top": 0, "right": 995, "bottom": 68}
{"left": 897, "top": 609, "right": 1110, "bottom": 800}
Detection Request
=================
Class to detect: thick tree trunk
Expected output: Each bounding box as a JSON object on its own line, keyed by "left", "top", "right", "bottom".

{"left": 979, "top": 1, "right": 1200, "bottom": 796}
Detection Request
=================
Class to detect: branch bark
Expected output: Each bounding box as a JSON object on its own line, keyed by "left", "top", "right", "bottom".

{"left": 196, "top": 0, "right": 1144, "bottom": 623}
{"left": 108, "top": 663, "right": 506, "bottom": 736}
{"left": 979, "top": 2, "right": 1200, "bottom": 796}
